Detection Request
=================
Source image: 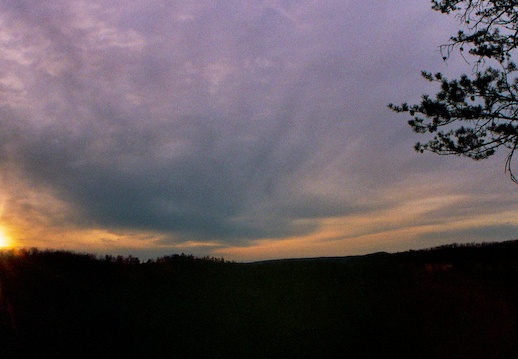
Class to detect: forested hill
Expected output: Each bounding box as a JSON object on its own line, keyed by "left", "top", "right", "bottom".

{"left": 0, "top": 240, "right": 517, "bottom": 358}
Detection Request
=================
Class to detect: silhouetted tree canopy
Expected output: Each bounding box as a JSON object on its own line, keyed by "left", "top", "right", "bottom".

{"left": 389, "top": 0, "right": 518, "bottom": 182}
{"left": 0, "top": 243, "right": 517, "bottom": 357}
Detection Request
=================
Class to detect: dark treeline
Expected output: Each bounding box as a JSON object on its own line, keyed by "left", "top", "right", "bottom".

{"left": 0, "top": 241, "right": 517, "bottom": 358}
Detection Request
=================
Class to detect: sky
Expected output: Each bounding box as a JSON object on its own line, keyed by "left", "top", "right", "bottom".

{"left": 0, "top": 0, "right": 516, "bottom": 262}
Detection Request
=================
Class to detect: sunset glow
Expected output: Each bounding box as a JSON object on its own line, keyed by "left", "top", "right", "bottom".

{"left": 0, "top": 228, "right": 11, "bottom": 248}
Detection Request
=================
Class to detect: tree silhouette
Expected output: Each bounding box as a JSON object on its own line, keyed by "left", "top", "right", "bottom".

{"left": 389, "top": 0, "right": 518, "bottom": 183}
{"left": 0, "top": 244, "right": 517, "bottom": 357}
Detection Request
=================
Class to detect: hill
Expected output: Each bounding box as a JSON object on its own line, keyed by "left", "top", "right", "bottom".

{"left": 0, "top": 240, "right": 517, "bottom": 358}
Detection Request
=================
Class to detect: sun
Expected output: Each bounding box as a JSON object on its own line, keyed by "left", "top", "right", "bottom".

{"left": 0, "top": 228, "right": 11, "bottom": 248}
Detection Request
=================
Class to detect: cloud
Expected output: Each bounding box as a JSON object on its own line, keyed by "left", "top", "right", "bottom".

{"left": 417, "top": 224, "right": 518, "bottom": 244}
{"left": 0, "top": 0, "right": 516, "bottom": 257}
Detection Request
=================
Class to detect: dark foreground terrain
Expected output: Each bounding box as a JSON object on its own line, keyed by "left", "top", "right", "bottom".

{"left": 0, "top": 241, "right": 517, "bottom": 358}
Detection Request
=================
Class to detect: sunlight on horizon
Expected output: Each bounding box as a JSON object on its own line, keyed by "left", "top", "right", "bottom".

{"left": 0, "top": 227, "right": 11, "bottom": 248}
